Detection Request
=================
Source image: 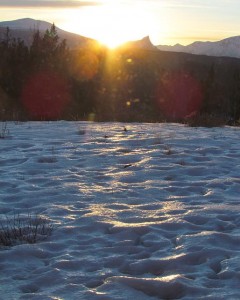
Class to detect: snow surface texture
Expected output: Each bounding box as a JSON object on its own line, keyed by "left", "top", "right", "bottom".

{"left": 0, "top": 121, "right": 240, "bottom": 300}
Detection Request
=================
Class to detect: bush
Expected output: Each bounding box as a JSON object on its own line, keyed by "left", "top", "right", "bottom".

{"left": 0, "top": 122, "right": 9, "bottom": 139}
{"left": 185, "top": 113, "right": 227, "bottom": 127}
{"left": 0, "top": 214, "right": 54, "bottom": 247}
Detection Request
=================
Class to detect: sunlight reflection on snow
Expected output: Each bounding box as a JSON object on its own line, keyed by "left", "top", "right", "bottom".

{"left": 1, "top": 122, "right": 240, "bottom": 299}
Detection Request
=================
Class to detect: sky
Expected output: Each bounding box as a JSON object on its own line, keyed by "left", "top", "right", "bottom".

{"left": 0, "top": 0, "right": 240, "bottom": 47}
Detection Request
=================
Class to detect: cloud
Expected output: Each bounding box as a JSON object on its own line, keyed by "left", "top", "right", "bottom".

{"left": 0, "top": 0, "right": 101, "bottom": 8}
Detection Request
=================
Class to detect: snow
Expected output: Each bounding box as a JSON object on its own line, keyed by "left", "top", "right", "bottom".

{"left": 157, "top": 36, "right": 240, "bottom": 58}
{"left": 0, "top": 121, "right": 240, "bottom": 299}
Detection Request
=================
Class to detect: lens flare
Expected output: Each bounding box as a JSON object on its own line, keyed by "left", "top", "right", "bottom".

{"left": 156, "top": 71, "right": 203, "bottom": 120}
{"left": 21, "top": 70, "right": 71, "bottom": 120}
{"left": 70, "top": 48, "right": 100, "bottom": 81}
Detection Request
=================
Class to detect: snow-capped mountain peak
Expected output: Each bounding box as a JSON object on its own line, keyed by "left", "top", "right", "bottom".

{"left": 157, "top": 36, "right": 240, "bottom": 58}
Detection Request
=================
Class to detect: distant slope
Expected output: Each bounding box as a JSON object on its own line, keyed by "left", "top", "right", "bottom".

{"left": 0, "top": 18, "right": 95, "bottom": 48}
{"left": 157, "top": 36, "right": 240, "bottom": 58}
{"left": 0, "top": 18, "right": 158, "bottom": 51}
{"left": 0, "top": 18, "right": 53, "bottom": 31}
{"left": 123, "top": 36, "right": 158, "bottom": 51}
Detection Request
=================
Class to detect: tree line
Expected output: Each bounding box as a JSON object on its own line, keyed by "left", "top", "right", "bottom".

{"left": 0, "top": 24, "right": 240, "bottom": 125}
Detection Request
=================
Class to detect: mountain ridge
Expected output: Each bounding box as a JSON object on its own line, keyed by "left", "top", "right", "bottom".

{"left": 157, "top": 35, "right": 240, "bottom": 58}
{"left": 0, "top": 18, "right": 95, "bottom": 48}
{"left": 1, "top": 18, "right": 240, "bottom": 57}
{"left": 0, "top": 18, "right": 156, "bottom": 50}
{"left": 0, "top": 18, "right": 52, "bottom": 31}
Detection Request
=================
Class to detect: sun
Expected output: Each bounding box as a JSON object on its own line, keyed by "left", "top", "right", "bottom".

{"left": 61, "top": 3, "right": 155, "bottom": 49}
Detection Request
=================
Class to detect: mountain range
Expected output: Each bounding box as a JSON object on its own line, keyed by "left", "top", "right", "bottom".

{"left": 1, "top": 18, "right": 240, "bottom": 58}
{"left": 0, "top": 18, "right": 94, "bottom": 48}
{"left": 157, "top": 36, "right": 240, "bottom": 59}
{"left": 0, "top": 18, "right": 157, "bottom": 51}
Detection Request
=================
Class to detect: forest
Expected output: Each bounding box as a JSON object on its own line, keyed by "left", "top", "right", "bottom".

{"left": 0, "top": 24, "right": 240, "bottom": 125}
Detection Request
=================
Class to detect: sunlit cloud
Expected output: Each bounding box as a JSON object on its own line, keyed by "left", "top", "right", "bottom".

{"left": 0, "top": 0, "right": 101, "bottom": 8}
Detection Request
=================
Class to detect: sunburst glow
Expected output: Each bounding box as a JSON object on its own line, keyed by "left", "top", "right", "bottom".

{"left": 62, "top": 3, "right": 157, "bottom": 48}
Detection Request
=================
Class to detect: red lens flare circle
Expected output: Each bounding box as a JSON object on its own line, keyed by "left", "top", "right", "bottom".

{"left": 156, "top": 71, "right": 203, "bottom": 120}
{"left": 21, "top": 70, "right": 71, "bottom": 119}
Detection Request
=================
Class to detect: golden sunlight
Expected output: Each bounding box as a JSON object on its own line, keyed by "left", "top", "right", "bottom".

{"left": 62, "top": 3, "right": 156, "bottom": 48}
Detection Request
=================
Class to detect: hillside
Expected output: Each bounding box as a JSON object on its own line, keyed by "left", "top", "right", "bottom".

{"left": 0, "top": 18, "right": 156, "bottom": 50}
{"left": 0, "top": 18, "right": 94, "bottom": 48}
{"left": 157, "top": 36, "right": 240, "bottom": 59}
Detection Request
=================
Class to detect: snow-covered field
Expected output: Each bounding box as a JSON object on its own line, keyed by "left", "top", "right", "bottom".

{"left": 0, "top": 121, "right": 240, "bottom": 300}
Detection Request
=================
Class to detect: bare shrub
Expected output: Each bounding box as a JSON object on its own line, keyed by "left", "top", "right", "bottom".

{"left": 177, "top": 159, "right": 186, "bottom": 166}
{"left": 0, "top": 214, "right": 54, "bottom": 247}
{"left": 37, "top": 156, "right": 57, "bottom": 163}
{"left": 0, "top": 122, "right": 9, "bottom": 139}
{"left": 164, "top": 145, "right": 173, "bottom": 155}
{"left": 185, "top": 113, "right": 227, "bottom": 127}
{"left": 78, "top": 128, "right": 86, "bottom": 135}
{"left": 37, "top": 147, "right": 57, "bottom": 163}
